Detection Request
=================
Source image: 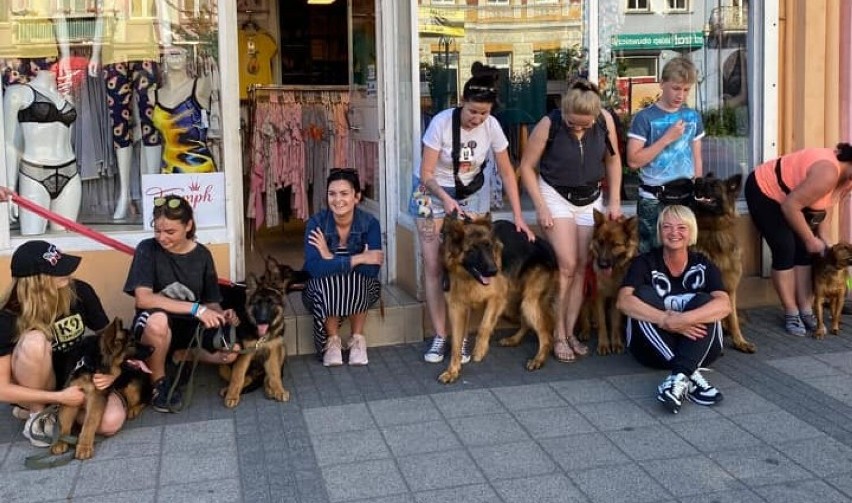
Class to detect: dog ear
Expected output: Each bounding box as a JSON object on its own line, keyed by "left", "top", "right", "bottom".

{"left": 246, "top": 273, "right": 259, "bottom": 291}
{"left": 726, "top": 174, "right": 743, "bottom": 196}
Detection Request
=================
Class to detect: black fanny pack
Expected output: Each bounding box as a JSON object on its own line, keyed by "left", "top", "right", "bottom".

{"left": 641, "top": 178, "right": 694, "bottom": 205}
{"left": 552, "top": 183, "right": 601, "bottom": 206}
{"left": 774, "top": 158, "right": 826, "bottom": 230}
{"left": 451, "top": 107, "right": 486, "bottom": 200}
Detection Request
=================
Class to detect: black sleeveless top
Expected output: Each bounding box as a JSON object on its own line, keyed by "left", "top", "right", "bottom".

{"left": 17, "top": 85, "right": 77, "bottom": 127}
{"left": 539, "top": 114, "right": 608, "bottom": 188}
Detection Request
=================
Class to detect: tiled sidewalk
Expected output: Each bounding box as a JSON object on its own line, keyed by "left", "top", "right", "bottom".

{"left": 2, "top": 306, "right": 852, "bottom": 502}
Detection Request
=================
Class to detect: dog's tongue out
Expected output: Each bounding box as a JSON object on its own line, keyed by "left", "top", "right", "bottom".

{"left": 600, "top": 267, "right": 613, "bottom": 278}
{"left": 480, "top": 277, "right": 491, "bottom": 286}
{"left": 125, "top": 359, "right": 152, "bottom": 374}
{"left": 257, "top": 324, "right": 269, "bottom": 336}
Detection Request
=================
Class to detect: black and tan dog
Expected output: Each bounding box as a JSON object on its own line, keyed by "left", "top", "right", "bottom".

{"left": 578, "top": 210, "right": 639, "bottom": 355}
{"left": 439, "top": 213, "right": 558, "bottom": 384}
{"left": 218, "top": 259, "right": 299, "bottom": 408}
{"left": 51, "top": 318, "right": 148, "bottom": 460}
{"left": 812, "top": 242, "right": 852, "bottom": 338}
{"left": 692, "top": 172, "right": 755, "bottom": 353}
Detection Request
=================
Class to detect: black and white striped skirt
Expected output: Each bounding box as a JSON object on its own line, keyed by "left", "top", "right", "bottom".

{"left": 302, "top": 271, "right": 381, "bottom": 354}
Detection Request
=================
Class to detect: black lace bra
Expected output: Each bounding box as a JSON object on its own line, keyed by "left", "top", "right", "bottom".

{"left": 17, "top": 85, "right": 77, "bottom": 126}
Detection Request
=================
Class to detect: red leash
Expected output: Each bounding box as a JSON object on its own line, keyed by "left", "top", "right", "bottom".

{"left": 10, "top": 193, "right": 235, "bottom": 287}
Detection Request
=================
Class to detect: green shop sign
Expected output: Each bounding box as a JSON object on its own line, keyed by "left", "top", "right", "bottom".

{"left": 611, "top": 32, "right": 704, "bottom": 50}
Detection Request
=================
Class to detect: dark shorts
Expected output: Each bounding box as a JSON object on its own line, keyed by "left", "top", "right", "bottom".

{"left": 132, "top": 309, "right": 233, "bottom": 352}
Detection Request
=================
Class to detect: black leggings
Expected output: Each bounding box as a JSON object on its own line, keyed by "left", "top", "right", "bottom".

{"left": 626, "top": 286, "right": 724, "bottom": 376}
{"left": 744, "top": 172, "right": 810, "bottom": 270}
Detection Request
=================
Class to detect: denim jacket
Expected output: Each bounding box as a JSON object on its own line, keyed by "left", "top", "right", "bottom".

{"left": 303, "top": 207, "right": 382, "bottom": 279}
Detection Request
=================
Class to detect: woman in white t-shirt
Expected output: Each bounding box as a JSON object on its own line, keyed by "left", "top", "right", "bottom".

{"left": 415, "top": 63, "right": 534, "bottom": 364}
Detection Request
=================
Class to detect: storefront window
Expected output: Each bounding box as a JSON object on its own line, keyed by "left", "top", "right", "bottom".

{"left": 412, "top": 0, "right": 753, "bottom": 211}
{"left": 1, "top": 0, "right": 223, "bottom": 236}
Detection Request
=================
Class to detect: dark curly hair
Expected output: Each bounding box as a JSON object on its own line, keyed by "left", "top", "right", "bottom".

{"left": 836, "top": 142, "right": 852, "bottom": 162}
{"left": 462, "top": 62, "right": 500, "bottom": 104}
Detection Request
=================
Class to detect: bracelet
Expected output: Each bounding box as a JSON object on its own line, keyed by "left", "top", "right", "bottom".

{"left": 190, "top": 302, "right": 200, "bottom": 316}
{"left": 196, "top": 305, "right": 208, "bottom": 319}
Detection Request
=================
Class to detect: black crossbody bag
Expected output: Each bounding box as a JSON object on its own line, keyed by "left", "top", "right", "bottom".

{"left": 774, "top": 158, "right": 826, "bottom": 229}
{"left": 640, "top": 178, "right": 694, "bottom": 205}
{"left": 451, "top": 107, "right": 486, "bottom": 200}
{"left": 551, "top": 184, "right": 602, "bottom": 206}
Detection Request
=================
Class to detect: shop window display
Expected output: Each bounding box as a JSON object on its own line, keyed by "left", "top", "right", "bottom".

{"left": 0, "top": 0, "right": 222, "bottom": 234}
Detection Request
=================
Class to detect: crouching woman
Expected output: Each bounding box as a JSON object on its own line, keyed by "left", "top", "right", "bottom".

{"left": 616, "top": 205, "right": 731, "bottom": 414}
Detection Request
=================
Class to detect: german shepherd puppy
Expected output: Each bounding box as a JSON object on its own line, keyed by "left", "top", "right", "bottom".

{"left": 692, "top": 173, "right": 755, "bottom": 353}
{"left": 52, "top": 318, "right": 144, "bottom": 460}
{"left": 812, "top": 242, "right": 852, "bottom": 338}
{"left": 218, "top": 261, "right": 295, "bottom": 408}
{"left": 578, "top": 210, "right": 639, "bottom": 355}
{"left": 439, "top": 214, "right": 557, "bottom": 384}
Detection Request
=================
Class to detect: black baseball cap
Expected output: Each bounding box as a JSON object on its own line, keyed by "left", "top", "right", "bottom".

{"left": 11, "top": 240, "right": 82, "bottom": 278}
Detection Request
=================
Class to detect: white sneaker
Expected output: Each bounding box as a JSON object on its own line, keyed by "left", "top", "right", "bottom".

{"left": 323, "top": 336, "right": 344, "bottom": 367}
{"left": 23, "top": 411, "right": 55, "bottom": 448}
{"left": 424, "top": 336, "right": 447, "bottom": 363}
{"left": 348, "top": 334, "right": 369, "bottom": 366}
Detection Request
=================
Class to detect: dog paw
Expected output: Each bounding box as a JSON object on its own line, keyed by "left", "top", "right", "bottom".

{"left": 732, "top": 340, "right": 757, "bottom": 353}
{"left": 75, "top": 444, "right": 94, "bottom": 460}
{"left": 498, "top": 336, "right": 520, "bottom": 347}
{"left": 596, "top": 343, "right": 611, "bottom": 356}
{"left": 525, "top": 357, "right": 545, "bottom": 371}
{"left": 611, "top": 342, "right": 625, "bottom": 354}
{"left": 438, "top": 370, "right": 459, "bottom": 384}
{"left": 224, "top": 394, "right": 241, "bottom": 408}
{"left": 51, "top": 442, "right": 69, "bottom": 455}
{"left": 266, "top": 386, "right": 290, "bottom": 402}
{"left": 126, "top": 405, "right": 145, "bottom": 420}
{"left": 814, "top": 328, "right": 826, "bottom": 339}
{"left": 831, "top": 326, "right": 840, "bottom": 335}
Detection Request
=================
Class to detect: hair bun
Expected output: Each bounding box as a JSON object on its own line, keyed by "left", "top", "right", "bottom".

{"left": 837, "top": 142, "right": 852, "bottom": 162}
{"left": 470, "top": 61, "right": 499, "bottom": 81}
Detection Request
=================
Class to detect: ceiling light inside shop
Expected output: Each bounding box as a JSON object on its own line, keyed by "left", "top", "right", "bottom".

{"left": 307, "top": 0, "right": 336, "bottom": 4}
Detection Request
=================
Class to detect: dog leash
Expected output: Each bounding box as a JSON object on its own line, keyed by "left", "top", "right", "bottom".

{"left": 23, "top": 405, "right": 100, "bottom": 470}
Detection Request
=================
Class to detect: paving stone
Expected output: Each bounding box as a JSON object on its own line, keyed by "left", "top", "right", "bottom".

{"left": 731, "top": 411, "right": 825, "bottom": 445}
{"left": 157, "top": 478, "right": 241, "bottom": 503}
{"left": 706, "top": 445, "right": 811, "bottom": 487}
{"left": 573, "top": 400, "right": 658, "bottom": 431}
{"left": 322, "top": 459, "right": 407, "bottom": 502}
{"left": 161, "top": 419, "right": 235, "bottom": 453}
{"left": 767, "top": 356, "right": 846, "bottom": 379}
{"left": 65, "top": 490, "right": 156, "bottom": 503}
{"left": 381, "top": 420, "right": 461, "bottom": 457}
{"left": 75, "top": 455, "right": 159, "bottom": 496}
{"left": 824, "top": 471, "right": 852, "bottom": 498}
{"left": 160, "top": 446, "right": 239, "bottom": 486}
{"left": 677, "top": 488, "right": 767, "bottom": 503}
{"left": 539, "top": 432, "right": 631, "bottom": 471}
{"left": 0, "top": 460, "right": 77, "bottom": 502}
{"left": 491, "top": 473, "right": 588, "bottom": 503}
{"left": 513, "top": 405, "right": 597, "bottom": 439}
{"left": 774, "top": 435, "right": 852, "bottom": 477}
{"left": 412, "top": 483, "right": 499, "bottom": 503}
{"left": 550, "top": 378, "right": 629, "bottom": 404}
{"left": 91, "top": 425, "right": 163, "bottom": 460}
{"left": 806, "top": 375, "right": 852, "bottom": 406}
{"left": 710, "top": 386, "right": 783, "bottom": 416}
{"left": 396, "top": 449, "right": 485, "bottom": 492}
{"left": 491, "top": 384, "right": 567, "bottom": 410}
{"left": 430, "top": 389, "right": 505, "bottom": 418}
{"left": 605, "top": 425, "right": 699, "bottom": 461}
{"left": 753, "top": 479, "right": 852, "bottom": 503}
{"left": 311, "top": 428, "right": 389, "bottom": 467}
{"left": 642, "top": 455, "right": 743, "bottom": 497}
{"left": 447, "top": 412, "right": 530, "bottom": 447}
{"left": 569, "top": 463, "right": 672, "bottom": 503}
{"left": 367, "top": 396, "right": 443, "bottom": 426}
{"left": 303, "top": 403, "right": 375, "bottom": 435}
{"left": 468, "top": 440, "right": 557, "bottom": 481}
{"left": 668, "top": 417, "right": 764, "bottom": 453}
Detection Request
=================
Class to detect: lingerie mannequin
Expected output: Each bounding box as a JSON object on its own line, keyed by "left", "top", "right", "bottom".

{"left": 149, "top": 47, "right": 216, "bottom": 173}
{"left": 88, "top": 0, "right": 173, "bottom": 219}
{"left": 3, "top": 70, "right": 81, "bottom": 235}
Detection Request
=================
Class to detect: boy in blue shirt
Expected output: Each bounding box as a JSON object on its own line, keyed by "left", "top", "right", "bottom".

{"left": 627, "top": 56, "right": 704, "bottom": 253}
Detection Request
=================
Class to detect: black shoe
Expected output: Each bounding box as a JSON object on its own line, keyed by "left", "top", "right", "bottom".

{"left": 151, "top": 376, "right": 183, "bottom": 413}
{"left": 687, "top": 369, "right": 723, "bottom": 406}
{"left": 656, "top": 373, "right": 690, "bottom": 414}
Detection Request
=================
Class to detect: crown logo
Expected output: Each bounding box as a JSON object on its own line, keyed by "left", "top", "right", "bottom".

{"left": 188, "top": 179, "right": 201, "bottom": 191}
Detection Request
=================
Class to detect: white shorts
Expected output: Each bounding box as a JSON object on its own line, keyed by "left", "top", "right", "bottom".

{"left": 538, "top": 177, "right": 604, "bottom": 227}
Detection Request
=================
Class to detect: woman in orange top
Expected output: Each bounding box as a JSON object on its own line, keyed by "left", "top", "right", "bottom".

{"left": 745, "top": 143, "right": 852, "bottom": 336}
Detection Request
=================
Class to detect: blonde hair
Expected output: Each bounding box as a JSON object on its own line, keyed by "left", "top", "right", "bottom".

{"left": 0, "top": 276, "right": 75, "bottom": 342}
{"left": 656, "top": 205, "right": 698, "bottom": 246}
{"left": 560, "top": 80, "right": 602, "bottom": 117}
{"left": 660, "top": 56, "right": 697, "bottom": 84}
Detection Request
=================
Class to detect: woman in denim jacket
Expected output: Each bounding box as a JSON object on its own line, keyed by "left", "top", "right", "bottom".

{"left": 302, "top": 169, "right": 383, "bottom": 366}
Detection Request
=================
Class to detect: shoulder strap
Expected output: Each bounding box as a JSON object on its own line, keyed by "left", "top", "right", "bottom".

{"left": 544, "top": 109, "right": 562, "bottom": 156}
{"left": 774, "top": 158, "right": 791, "bottom": 194}
{"left": 451, "top": 107, "right": 462, "bottom": 178}
{"left": 597, "top": 110, "right": 616, "bottom": 156}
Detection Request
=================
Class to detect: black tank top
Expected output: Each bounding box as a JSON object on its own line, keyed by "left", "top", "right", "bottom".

{"left": 539, "top": 115, "right": 607, "bottom": 187}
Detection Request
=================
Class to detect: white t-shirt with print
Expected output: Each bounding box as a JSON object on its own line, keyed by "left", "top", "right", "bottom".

{"left": 419, "top": 107, "right": 509, "bottom": 187}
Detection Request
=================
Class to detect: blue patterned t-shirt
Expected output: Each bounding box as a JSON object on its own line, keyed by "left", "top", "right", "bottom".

{"left": 628, "top": 104, "right": 705, "bottom": 187}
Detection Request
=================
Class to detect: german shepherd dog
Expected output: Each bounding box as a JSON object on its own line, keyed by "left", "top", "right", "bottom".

{"left": 218, "top": 259, "right": 300, "bottom": 408}
{"left": 692, "top": 173, "right": 755, "bottom": 353}
{"left": 578, "top": 210, "right": 639, "bottom": 355}
{"left": 812, "top": 242, "right": 852, "bottom": 338}
{"left": 439, "top": 213, "right": 557, "bottom": 384}
{"left": 52, "top": 318, "right": 150, "bottom": 460}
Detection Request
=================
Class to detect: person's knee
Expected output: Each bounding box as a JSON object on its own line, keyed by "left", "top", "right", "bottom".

{"left": 633, "top": 285, "right": 666, "bottom": 310}
{"left": 684, "top": 292, "right": 714, "bottom": 310}
{"left": 141, "top": 314, "right": 171, "bottom": 348}
{"left": 12, "top": 331, "right": 51, "bottom": 364}
{"left": 98, "top": 401, "right": 127, "bottom": 436}
{"left": 558, "top": 259, "right": 579, "bottom": 279}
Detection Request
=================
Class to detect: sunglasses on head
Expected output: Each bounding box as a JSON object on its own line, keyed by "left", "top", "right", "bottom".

{"left": 467, "top": 84, "right": 497, "bottom": 100}
{"left": 154, "top": 197, "right": 184, "bottom": 209}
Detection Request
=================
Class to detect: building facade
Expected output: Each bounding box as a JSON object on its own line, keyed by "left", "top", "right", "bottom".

{"left": 0, "top": 0, "right": 849, "bottom": 339}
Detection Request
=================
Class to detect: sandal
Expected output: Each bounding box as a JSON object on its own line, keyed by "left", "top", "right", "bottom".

{"left": 553, "top": 338, "right": 576, "bottom": 363}
{"left": 566, "top": 334, "right": 589, "bottom": 357}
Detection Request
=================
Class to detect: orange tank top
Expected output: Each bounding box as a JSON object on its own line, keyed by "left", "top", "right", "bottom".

{"left": 753, "top": 148, "right": 840, "bottom": 210}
